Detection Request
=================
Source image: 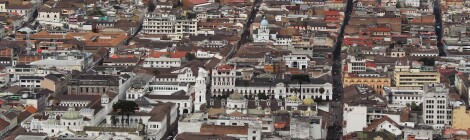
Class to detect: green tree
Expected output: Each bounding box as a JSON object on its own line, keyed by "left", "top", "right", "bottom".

{"left": 291, "top": 74, "right": 310, "bottom": 99}
{"left": 396, "top": 1, "right": 401, "bottom": 8}
{"left": 111, "top": 115, "right": 117, "bottom": 126}
{"left": 187, "top": 12, "right": 197, "bottom": 19}
{"left": 185, "top": 53, "right": 196, "bottom": 61}
{"left": 257, "top": 92, "right": 268, "bottom": 100}
{"left": 113, "top": 100, "right": 139, "bottom": 126}
{"left": 410, "top": 102, "right": 422, "bottom": 111}
{"left": 418, "top": 57, "right": 435, "bottom": 66}
{"left": 319, "top": 87, "right": 325, "bottom": 94}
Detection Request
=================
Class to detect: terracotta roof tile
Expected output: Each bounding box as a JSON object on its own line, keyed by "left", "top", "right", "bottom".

{"left": 200, "top": 124, "right": 249, "bottom": 135}
{"left": 24, "top": 106, "right": 37, "bottom": 113}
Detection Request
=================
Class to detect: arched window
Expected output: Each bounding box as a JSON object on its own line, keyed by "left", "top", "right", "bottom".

{"left": 68, "top": 122, "right": 71, "bottom": 125}
{"left": 74, "top": 122, "right": 76, "bottom": 125}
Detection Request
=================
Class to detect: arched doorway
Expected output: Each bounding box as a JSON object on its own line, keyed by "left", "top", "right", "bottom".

{"left": 183, "top": 109, "right": 189, "bottom": 114}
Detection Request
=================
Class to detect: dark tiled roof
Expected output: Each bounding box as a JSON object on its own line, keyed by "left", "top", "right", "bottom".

{"left": 148, "top": 102, "right": 175, "bottom": 121}
{"left": 0, "top": 118, "right": 10, "bottom": 131}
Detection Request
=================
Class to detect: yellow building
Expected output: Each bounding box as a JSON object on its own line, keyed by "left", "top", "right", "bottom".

{"left": 393, "top": 65, "right": 440, "bottom": 87}
{"left": 452, "top": 106, "right": 470, "bottom": 129}
{"left": 343, "top": 74, "right": 391, "bottom": 95}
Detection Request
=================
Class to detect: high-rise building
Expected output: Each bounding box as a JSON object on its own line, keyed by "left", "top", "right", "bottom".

{"left": 393, "top": 65, "right": 440, "bottom": 87}
{"left": 422, "top": 83, "right": 452, "bottom": 130}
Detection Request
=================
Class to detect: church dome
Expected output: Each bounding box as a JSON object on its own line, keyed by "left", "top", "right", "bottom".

{"left": 228, "top": 92, "right": 244, "bottom": 100}
{"left": 260, "top": 17, "right": 269, "bottom": 26}
{"left": 62, "top": 107, "right": 82, "bottom": 120}
{"left": 303, "top": 98, "right": 314, "bottom": 105}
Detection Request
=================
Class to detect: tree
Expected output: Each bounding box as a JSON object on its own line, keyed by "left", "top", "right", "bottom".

{"left": 113, "top": 100, "right": 139, "bottom": 126}
{"left": 185, "top": 53, "right": 196, "bottom": 61}
{"left": 396, "top": 1, "right": 401, "bottom": 8}
{"left": 290, "top": 74, "right": 310, "bottom": 99}
{"left": 111, "top": 115, "right": 117, "bottom": 126}
{"left": 187, "top": 12, "right": 197, "bottom": 19}
{"left": 257, "top": 92, "right": 268, "bottom": 100}
{"left": 418, "top": 57, "right": 435, "bottom": 66}
{"left": 319, "top": 87, "right": 325, "bottom": 94}
{"left": 410, "top": 102, "right": 422, "bottom": 111}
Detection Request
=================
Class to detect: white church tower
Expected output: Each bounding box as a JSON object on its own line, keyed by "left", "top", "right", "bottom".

{"left": 253, "top": 16, "right": 270, "bottom": 42}
{"left": 194, "top": 68, "right": 207, "bottom": 112}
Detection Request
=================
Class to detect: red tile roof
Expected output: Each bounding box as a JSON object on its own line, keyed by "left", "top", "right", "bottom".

{"left": 369, "top": 27, "right": 391, "bottom": 32}
{"left": 25, "top": 106, "right": 38, "bottom": 113}
{"left": 324, "top": 10, "right": 340, "bottom": 16}
{"left": 148, "top": 51, "right": 188, "bottom": 58}
{"left": 216, "top": 64, "right": 234, "bottom": 70}
{"left": 200, "top": 125, "right": 249, "bottom": 135}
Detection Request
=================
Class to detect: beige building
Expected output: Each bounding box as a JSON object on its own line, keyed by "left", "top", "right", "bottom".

{"left": 343, "top": 74, "right": 391, "bottom": 95}
{"left": 40, "top": 74, "right": 69, "bottom": 94}
{"left": 393, "top": 65, "right": 440, "bottom": 87}
{"left": 452, "top": 106, "right": 470, "bottom": 129}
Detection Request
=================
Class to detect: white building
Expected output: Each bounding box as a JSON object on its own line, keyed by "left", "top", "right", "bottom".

{"left": 458, "top": 59, "right": 470, "bottom": 73}
{"left": 37, "top": 6, "right": 62, "bottom": 27}
{"left": 6, "top": 3, "right": 36, "bottom": 21}
{"left": 345, "top": 55, "right": 367, "bottom": 73}
{"left": 252, "top": 17, "right": 292, "bottom": 46}
{"left": 290, "top": 116, "right": 323, "bottom": 139}
{"left": 143, "top": 57, "right": 181, "bottom": 68}
{"left": 6, "top": 65, "right": 42, "bottom": 82}
{"left": 283, "top": 54, "right": 311, "bottom": 70}
{"left": 17, "top": 76, "right": 43, "bottom": 88}
{"left": 103, "top": 102, "right": 178, "bottom": 140}
{"left": 211, "top": 65, "right": 237, "bottom": 95}
{"left": 343, "top": 104, "right": 368, "bottom": 135}
{"left": 422, "top": 83, "right": 452, "bottom": 130}
{"left": 384, "top": 86, "right": 424, "bottom": 108}
{"left": 195, "top": 50, "right": 215, "bottom": 59}
{"left": 405, "top": 0, "right": 420, "bottom": 7}
{"left": 364, "top": 116, "right": 402, "bottom": 136}
{"left": 210, "top": 65, "right": 333, "bottom": 100}
{"left": 29, "top": 52, "right": 93, "bottom": 71}
{"left": 145, "top": 92, "right": 193, "bottom": 114}
{"left": 143, "top": 13, "right": 198, "bottom": 36}
{"left": 194, "top": 68, "right": 207, "bottom": 112}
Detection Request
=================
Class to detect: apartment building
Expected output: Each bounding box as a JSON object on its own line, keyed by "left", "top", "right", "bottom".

{"left": 344, "top": 56, "right": 367, "bottom": 73}
{"left": 422, "top": 84, "right": 452, "bottom": 130}
{"left": 393, "top": 65, "right": 440, "bottom": 87}
{"left": 142, "top": 14, "right": 198, "bottom": 36}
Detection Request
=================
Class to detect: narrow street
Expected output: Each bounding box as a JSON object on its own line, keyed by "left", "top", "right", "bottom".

{"left": 326, "top": 0, "right": 354, "bottom": 138}
{"left": 225, "top": 0, "right": 262, "bottom": 61}
{"left": 433, "top": 0, "right": 446, "bottom": 56}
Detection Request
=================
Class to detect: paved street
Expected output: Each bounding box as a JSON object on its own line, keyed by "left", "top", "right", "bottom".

{"left": 433, "top": 0, "right": 446, "bottom": 56}
{"left": 226, "top": 0, "right": 262, "bottom": 61}
{"left": 326, "top": 0, "right": 354, "bottom": 139}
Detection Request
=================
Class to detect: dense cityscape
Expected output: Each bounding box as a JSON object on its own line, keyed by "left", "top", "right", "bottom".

{"left": 0, "top": 0, "right": 469, "bottom": 139}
